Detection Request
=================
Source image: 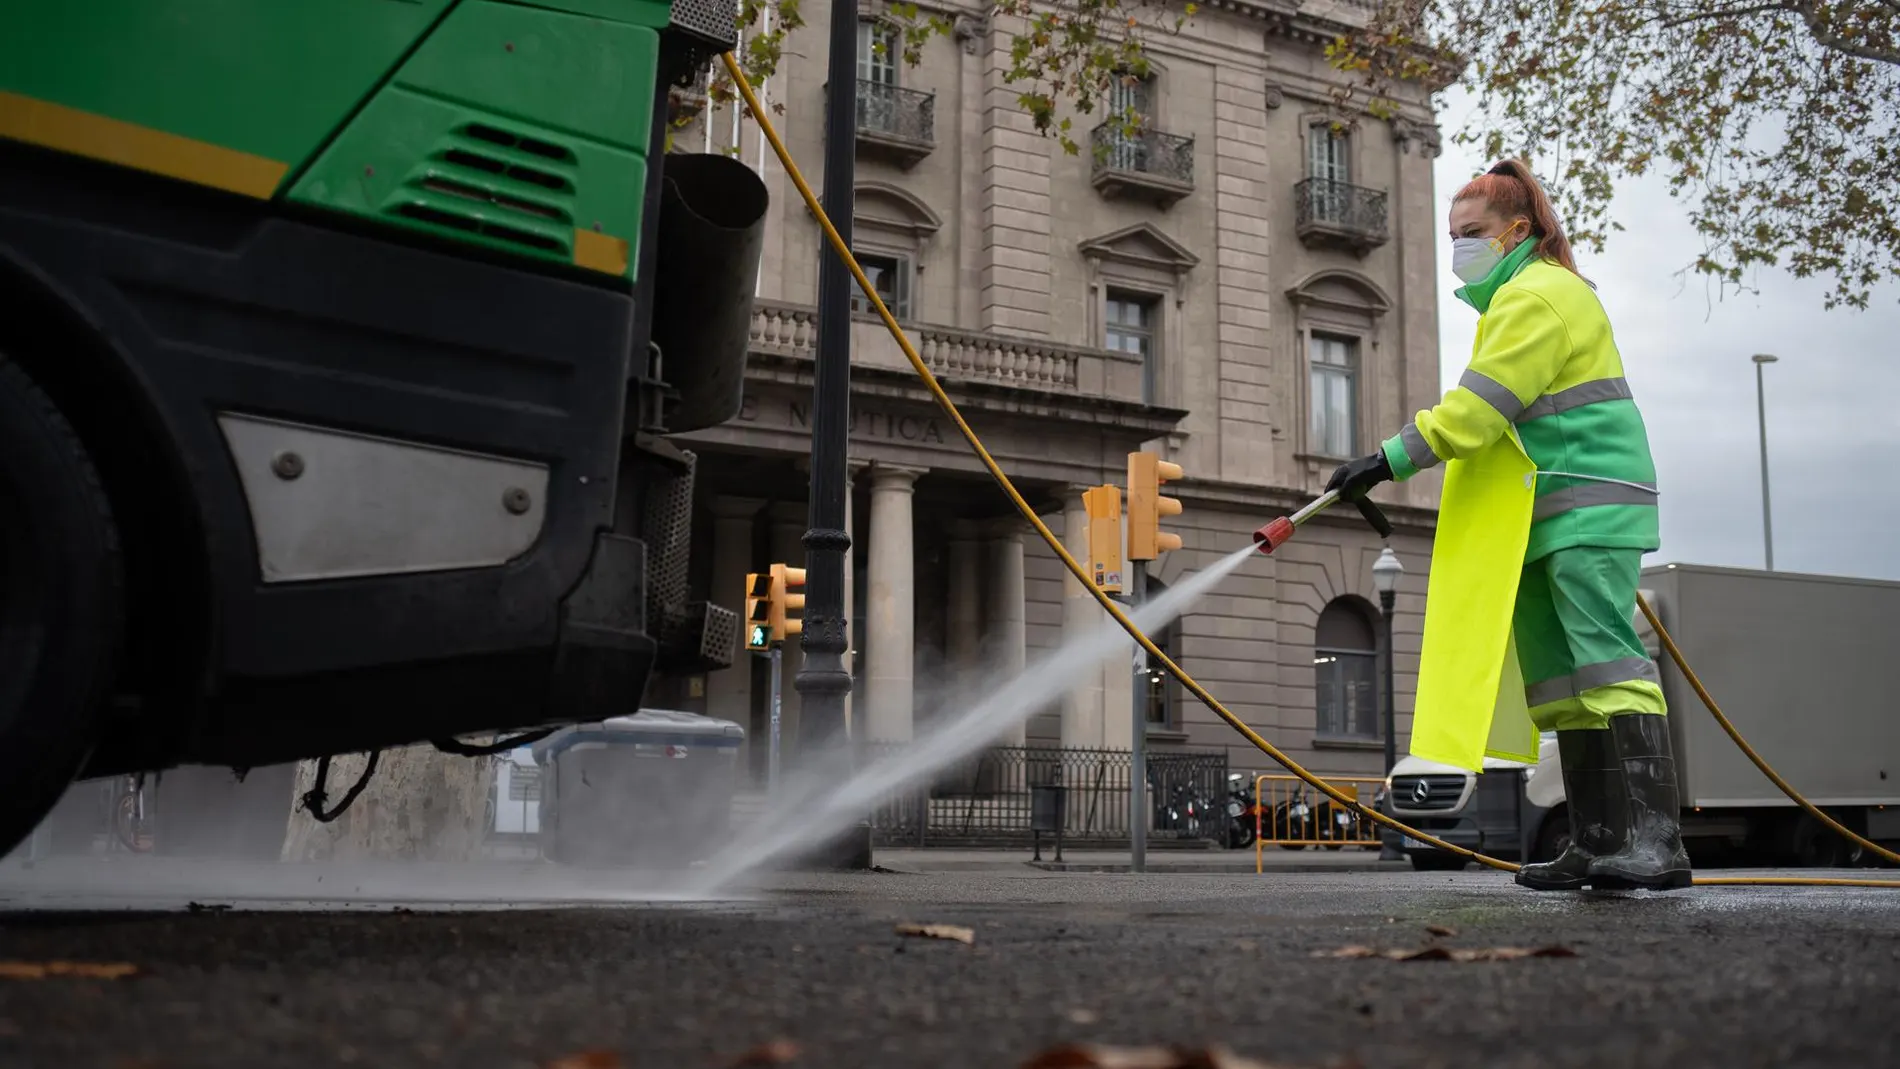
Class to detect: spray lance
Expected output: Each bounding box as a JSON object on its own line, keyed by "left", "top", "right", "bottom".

{"left": 1253, "top": 486, "right": 1394, "bottom": 554}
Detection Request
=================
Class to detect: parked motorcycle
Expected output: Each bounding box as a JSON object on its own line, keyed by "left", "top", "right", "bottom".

{"left": 1222, "top": 772, "right": 1258, "bottom": 849}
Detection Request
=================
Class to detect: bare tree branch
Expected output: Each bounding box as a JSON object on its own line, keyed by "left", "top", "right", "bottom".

{"left": 1790, "top": 0, "right": 1900, "bottom": 65}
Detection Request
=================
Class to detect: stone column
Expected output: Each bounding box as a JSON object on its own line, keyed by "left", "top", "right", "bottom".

{"left": 842, "top": 460, "right": 867, "bottom": 740}
{"left": 706, "top": 496, "right": 763, "bottom": 772}
{"left": 864, "top": 463, "right": 925, "bottom": 742}
{"left": 946, "top": 521, "right": 984, "bottom": 668}
{"left": 1058, "top": 486, "right": 1104, "bottom": 749}
{"left": 984, "top": 517, "right": 1028, "bottom": 748}
{"left": 768, "top": 501, "right": 808, "bottom": 759}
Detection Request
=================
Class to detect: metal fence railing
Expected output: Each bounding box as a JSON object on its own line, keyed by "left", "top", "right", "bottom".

{"left": 860, "top": 744, "right": 1230, "bottom": 847}
{"left": 1251, "top": 774, "right": 1384, "bottom": 871}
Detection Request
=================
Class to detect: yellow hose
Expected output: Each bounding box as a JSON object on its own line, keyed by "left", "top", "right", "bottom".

{"left": 716, "top": 52, "right": 1899, "bottom": 889}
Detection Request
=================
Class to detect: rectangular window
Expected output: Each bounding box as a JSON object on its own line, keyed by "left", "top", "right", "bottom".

{"left": 1105, "top": 290, "right": 1160, "bottom": 404}
{"left": 851, "top": 251, "right": 910, "bottom": 319}
{"left": 1314, "top": 650, "right": 1379, "bottom": 739}
{"left": 1307, "top": 124, "right": 1352, "bottom": 224}
{"left": 1104, "top": 73, "right": 1155, "bottom": 171}
{"left": 856, "top": 21, "right": 900, "bottom": 134}
{"left": 1308, "top": 331, "right": 1358, "bottom": 458}
{"left": 857, "top": 21, "right": 898, "bottom": 84}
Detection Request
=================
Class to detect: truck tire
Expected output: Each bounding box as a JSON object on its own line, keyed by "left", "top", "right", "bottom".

{"left": 0, "top": 353, "right": 124, "bottom": 859}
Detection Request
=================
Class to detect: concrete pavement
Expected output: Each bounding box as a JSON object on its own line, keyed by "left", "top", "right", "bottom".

{"left": 0, "top": 858, "right": 1896, "bottom": 1068}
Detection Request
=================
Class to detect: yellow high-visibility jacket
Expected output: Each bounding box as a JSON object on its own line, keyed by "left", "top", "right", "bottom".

{"left": 1382, "top": 246, "right": 1661, "bottom": 771}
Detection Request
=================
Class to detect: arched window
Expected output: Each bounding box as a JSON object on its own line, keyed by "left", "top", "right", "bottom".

{"left": 1315, "top": 598, "right": 1379, "bottom": 741}
{"left": 850, "top": 182, "right": 942, "bottom": 322}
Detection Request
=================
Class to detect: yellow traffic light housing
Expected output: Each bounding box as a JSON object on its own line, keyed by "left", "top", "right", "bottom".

{"left": 1081, "top": 484, "right": 1124, "bottom": 593}
{"left": 1127, "top": 451, "right": 1184, "bottom": 561}
{"left": 770, "top": 562, "right": 807, "bottom": 643}
{"left": 744, "top": 572, "right": 772, "bottom": 650}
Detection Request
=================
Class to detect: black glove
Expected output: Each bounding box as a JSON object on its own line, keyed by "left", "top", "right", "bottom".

{"left": 1325, "top": 450, "right": 1392, "bottom": 498}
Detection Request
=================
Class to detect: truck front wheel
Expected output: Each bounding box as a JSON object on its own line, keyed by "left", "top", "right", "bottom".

{"left": 0, "top": 354, "right": 124, "bottom": 859}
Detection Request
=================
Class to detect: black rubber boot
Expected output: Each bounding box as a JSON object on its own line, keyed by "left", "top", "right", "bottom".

{"left": 1587, "top": 713, "right": 1693, "bottom": 890}
{"left": 1515, "top": 728, "right": 1626, "bottom": 891}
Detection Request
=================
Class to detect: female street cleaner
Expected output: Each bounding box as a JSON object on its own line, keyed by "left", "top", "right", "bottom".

{"left": 1325, "top": 159, "right": 1692, "bottom": 892}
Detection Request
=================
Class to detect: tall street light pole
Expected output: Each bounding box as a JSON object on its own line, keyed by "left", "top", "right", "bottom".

{"left": 1371, "top": 546, "right": 1403, "bottom": 862}
{"left": 1752, "top": 353, "right": 1778, "bottom": 572}
{"left": 795, "top": 0, "right": 869, "bottom": 868}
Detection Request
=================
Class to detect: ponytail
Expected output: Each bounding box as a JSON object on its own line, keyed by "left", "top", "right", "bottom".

{"left": 1453, "top": 159, "right": 1577, "bottom": 274}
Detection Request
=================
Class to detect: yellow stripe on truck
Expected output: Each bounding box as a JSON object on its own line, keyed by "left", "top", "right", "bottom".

{"left": 571, "top": 227, "right": 630, "bottom": 277}
{"left": 0, "top": 91, "right": 288, "bottom": 199}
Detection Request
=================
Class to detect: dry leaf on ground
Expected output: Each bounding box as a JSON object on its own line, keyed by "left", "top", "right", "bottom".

{"left": 726, "top": 1039, "right": 800, "bottom": 1066}
{"left": 895, "top": 922, "right": 975, "bottom": 945}
{"left": 1310, "top": 944, "right": 1577, "bottom": 962}
{"left": 1424, "top": 924, "right": 1457, "bottom": 937}
{"left": 0, "top": 961, "right": 140, "bottom": 980}
{"left": 540, "top": 1050, "right": 622, "bottom": 1069}
{"left": 1019, "top": 1044, "right": 1295, "bottom": 1069}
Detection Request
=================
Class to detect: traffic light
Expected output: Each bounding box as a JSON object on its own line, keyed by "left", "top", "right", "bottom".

{"left": 1081, "top": 484, "right": 1124, "bottom": 593}
{"left": 1127, "top": 451, "right": 1184, "bottom": 561}
{"left": 769, "top": 562, "right": 807, "bottom": 643}
{"left": 744, "top": 572, "right": 772, "bottom": 650}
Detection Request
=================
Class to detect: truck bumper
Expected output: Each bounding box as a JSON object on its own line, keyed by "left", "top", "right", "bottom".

{"left": 1387, "top": 816, "right": 1486, "bottom": 856}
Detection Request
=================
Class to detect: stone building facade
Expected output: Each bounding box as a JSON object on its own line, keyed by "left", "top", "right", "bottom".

{"left": 664, "top": 0, "right": 1450, "bottom": 791}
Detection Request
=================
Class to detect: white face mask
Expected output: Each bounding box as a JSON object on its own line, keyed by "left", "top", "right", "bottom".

{"left": 1450, "top": 221, "right": 1528, "bottom": 284}
{"left": 1450, "top": 237, "right": 1502, "bottom": 283}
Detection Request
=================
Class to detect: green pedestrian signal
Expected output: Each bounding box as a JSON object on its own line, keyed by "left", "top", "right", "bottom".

{"left": 744, "top": 572, "right": 772, "bottom": 650}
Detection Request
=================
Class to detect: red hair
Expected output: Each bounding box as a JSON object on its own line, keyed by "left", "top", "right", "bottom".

{"left": 1454, "top": 159, "right": 1577, "bottom": 274}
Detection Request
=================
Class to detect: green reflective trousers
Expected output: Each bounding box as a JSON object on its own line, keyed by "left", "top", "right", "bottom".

{"left": 1515, "top": 546, "right": 1668, "bottom": 731}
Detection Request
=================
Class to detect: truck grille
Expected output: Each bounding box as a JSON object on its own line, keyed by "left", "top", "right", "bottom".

{"left": 669, "top": 0, "right": 740, "bottom": 52}
{"left": 1390, "top": 774, "right": 1466, "bottom": 811}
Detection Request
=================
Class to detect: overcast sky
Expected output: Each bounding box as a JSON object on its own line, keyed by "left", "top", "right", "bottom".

{"left": 1427, "top": 89, "right": 1900, "bottom": 583}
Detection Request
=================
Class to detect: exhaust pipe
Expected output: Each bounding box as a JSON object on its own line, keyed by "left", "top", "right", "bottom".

{"left": 648, "top": 152, "right": 771, "bottom": 434}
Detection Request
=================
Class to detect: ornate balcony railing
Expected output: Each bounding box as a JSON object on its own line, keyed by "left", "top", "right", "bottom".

{"left": 749, "top": 299, "right": 1151, "bottom": 404}
{"left": 855, "top": 79, "right": 936, "bottom": 167}
{"left": 1089, "top": 121, "right": 1195, "bottom": 207}
{"left": 1294, "top": 177, "right": 1391, "bottom": 255}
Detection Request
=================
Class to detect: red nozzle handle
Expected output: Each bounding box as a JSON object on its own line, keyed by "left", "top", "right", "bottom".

{"left": 1252, "top": 517, "right": 1295, "bottom": 555}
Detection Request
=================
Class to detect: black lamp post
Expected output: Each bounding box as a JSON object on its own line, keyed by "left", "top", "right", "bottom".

{"left": 792, "top": 0, "right": 871, "bottom": 869}
{"left": 1371, "top": 545, "right": 1403, "bottom": 861}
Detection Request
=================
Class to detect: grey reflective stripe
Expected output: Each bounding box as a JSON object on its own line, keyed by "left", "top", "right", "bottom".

{"left": 1518, "top": 377, "right": 1634, "bottom": 423}
{"left": 1458, "top": 369, "right": 1525, "bottom": 422}
{"left": 1399, "top": 423, "right": 1440, "bottom": 471}
{"left": 1533, "top": 479, "right": 1660, "bottom": 522}
{"left": 1525, "top": 657, "right": 1661, "bottom": 708}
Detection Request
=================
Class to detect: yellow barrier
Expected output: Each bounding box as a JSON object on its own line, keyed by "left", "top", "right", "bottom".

{"left": 1252, "top": 774, "right": 1385, "bottom": 873}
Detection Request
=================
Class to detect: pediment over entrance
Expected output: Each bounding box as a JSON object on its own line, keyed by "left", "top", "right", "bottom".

{"left": 1078, "top": 223, "right": 1200, "bottom": 275}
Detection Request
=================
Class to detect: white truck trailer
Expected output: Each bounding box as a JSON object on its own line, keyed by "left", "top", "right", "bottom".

{"left": 1390, "top": 563, "right": 1900, "bottom": 870}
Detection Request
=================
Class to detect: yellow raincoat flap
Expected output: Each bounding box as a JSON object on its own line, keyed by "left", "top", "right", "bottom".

{"left": 1408, "top": 432, "right": 1539, "bottom": 771}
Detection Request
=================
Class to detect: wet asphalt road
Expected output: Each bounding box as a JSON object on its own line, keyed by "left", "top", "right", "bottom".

{"left": 0, "top": 860, "right": 1897, "bottom": 1069}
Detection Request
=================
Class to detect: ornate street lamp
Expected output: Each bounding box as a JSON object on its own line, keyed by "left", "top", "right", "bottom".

{"left": 1371, "top": 546, "right": 1404, "bottom": 861}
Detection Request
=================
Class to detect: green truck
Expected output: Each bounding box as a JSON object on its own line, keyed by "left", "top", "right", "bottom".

{"left": 0, "top": 0, "right": 767, "bottom": 856}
